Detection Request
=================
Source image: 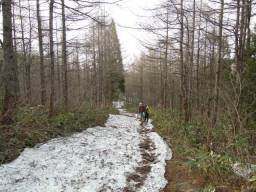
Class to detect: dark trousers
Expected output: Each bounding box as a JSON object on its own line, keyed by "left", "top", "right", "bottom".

{"left": 145, "top": 112, "right": 149, "bottom": 122}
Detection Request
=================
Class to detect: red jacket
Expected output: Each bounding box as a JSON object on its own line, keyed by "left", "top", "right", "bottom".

{"left": 139, "top": 105, "right": 146, "bottom": 113}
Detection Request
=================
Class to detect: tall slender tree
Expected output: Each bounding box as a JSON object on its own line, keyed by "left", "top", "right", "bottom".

{"left": 36, "top": 0, "right": 46, "bottom": 105}
{"left": 48, "top": 0, "right": 55, "bottom": 117}
{"left": 179, "top": 0, "right": 187, "bottom": 124}
{"left": 18, "top": 0, "right": 27, "bottom": 95}
{"left": 62, "top": 0, "right": 68, "bottom": 110}
{"left": 26, "top": 0, "right": 32, "bottom": 104}
{"left": 1, "top": 0, "right": 19, "bottom": 123}
{"left": 212, "top": 0, "right": 224, "bottom": 125}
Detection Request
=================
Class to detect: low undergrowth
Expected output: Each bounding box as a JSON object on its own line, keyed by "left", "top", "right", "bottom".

{"left": 124, "top": 103, "right": 138, "bottom": 113}
{"left": 149, "top": 107, "right": 255, "bottom": 191}
{"left": 0, "top": 102, "right": 118, "bottom": 165}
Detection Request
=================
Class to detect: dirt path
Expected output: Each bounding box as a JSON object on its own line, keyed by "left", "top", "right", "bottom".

{"left": 124, "top": 124, "right": 158, "bottom": 191}
{"left": 163, "top": 154, "right": 207, "bottom": 192}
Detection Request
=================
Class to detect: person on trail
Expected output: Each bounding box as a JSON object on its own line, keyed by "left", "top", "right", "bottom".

{"left": 145, "top": 105, "right": 151, "bottom": 122}
{"left": 138, "top": 102, "right": 146, "bottom": 121}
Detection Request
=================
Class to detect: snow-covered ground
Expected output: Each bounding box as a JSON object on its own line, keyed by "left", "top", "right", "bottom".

{"left": 232, "top": 163, "right": 256, "bottom": 179}
{"left": 0, "top": 102, "right": 172, "bottom": 192}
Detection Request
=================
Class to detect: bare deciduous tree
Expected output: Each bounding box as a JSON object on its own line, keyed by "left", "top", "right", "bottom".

{"left": 36, "top": 0, "right": 46, "bottom": 105}
{"left": 48, "top": 0, "right": 55, "bottom": 117}
{"left": 1, "top": 0, "right": 19, "bottom": 123}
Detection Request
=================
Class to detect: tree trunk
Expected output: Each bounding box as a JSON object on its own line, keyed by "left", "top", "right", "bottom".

{"left": 159, "top": 44, "right": 163, "bottom": 107}
{"left": 55, "top": 22, "right": 61, "bottom": 101}
{"left": 75, "top": 43, "right": 81, "bottom": 103}
{"left": 163, "top": 9, "right": 169, "bottom": 109}
{"left": 61, "top": 0, "right": 68, "bottom": 110}
{"left": 84, "top": 48, "right": 90, "bottom": 100}
{"left": 12, "top": 1, "right": 20, "bottom": 98}
{"left": 212, "top": 0, "right": 224, "bottom": 125}
{"left": 246, "top": 0, "right": 251, "bottom": 51}
{"left": 196, "top": 0, "right": 202, "bottom": 109}
{"left": 26, "top": 0, "right": 32, "bottom": 104}
{"left": 48, "top": 0, "right": 55, "bottom": 118}
{"left": 202, "top": 19, "right": 208, "bottom": 114}
{"left": 19, "top": 0, "right": 27, "bottom": 96}
{"left": 235, "top": 0, "right": 240, "bottom": 76}
{"left": 139, "top": 58, "right": 144, "bottom": 103}
{"left": 238, "top": 0, "right": 245, "bottom": 78}
{"left": 179, "top": 0, "right": 188, "bottom": 124}
{"left": 12, "top": 4, "right": 17, "bottom": 53}
{"left": 179, "top": 0, "right": 184, "bottom": 119}
{"left": 92, "top": 26, "right": 97, "bottom": 105}
{"left": 188, "top": 0, "right": 196, "bottom": 120}
{"left": 98, "top": 24, "right": 103, "bottom": 105}
{"left": 1, "top": 0, "right": 19, "bottom": 123}
{"left": 36, "top": 0, "right": 46, "bottom": 105}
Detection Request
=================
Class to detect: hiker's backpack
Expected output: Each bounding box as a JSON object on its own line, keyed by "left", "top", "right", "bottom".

{"left": 146, "top": 106, "right": 151, "bottom": 114}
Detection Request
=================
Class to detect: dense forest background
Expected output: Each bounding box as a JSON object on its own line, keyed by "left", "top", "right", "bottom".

{"left": 126, "top": 0, "right": 256, "bottom": 127}
{"left": 124, "top": 0, "right": 256, "bottom": 177}
{"left": 0, "top": 0, "right": 124, "bottom": 122}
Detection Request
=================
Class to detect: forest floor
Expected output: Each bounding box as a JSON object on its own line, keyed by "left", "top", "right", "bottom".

{"left": 0, "top": 102, "right": 171, "bottom": 192}
{"left": 161, "top": 149, "right": 245, "bottom": 192}
{"left": 0, "top": 104, "right": 118, "bottom": 164}
{"left": 163, "top": 154, "right": 207, "bottom": 192}
{"left": 161, "top": 150, "right": 247, "bottom": 192}
{"left": 125, "top": 104, "right": 256, "bottom": 192}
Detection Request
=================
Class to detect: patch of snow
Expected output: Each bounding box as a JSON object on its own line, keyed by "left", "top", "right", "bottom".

{"left": 233, "top": 163, "right": 256, "bottom": 179}
{"left": 112, "top": 101, "right": 124, "bottom": 109}
{"left": 0, "top": 105, "right": 172, "bottom": 192}
{"left": 139, "top": 131, "right": 172, "bottom": 192}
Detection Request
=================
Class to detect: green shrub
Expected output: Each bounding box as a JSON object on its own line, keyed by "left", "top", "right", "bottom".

{"left": 150, "top": 107, "right": 246, "bottom": 184}
{"left": 200, "top": 184, "right": 216, "bottom": 192}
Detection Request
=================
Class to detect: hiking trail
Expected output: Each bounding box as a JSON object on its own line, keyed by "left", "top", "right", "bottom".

{"left": 0, "top": 102, "right": 172, "bottom": 192}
